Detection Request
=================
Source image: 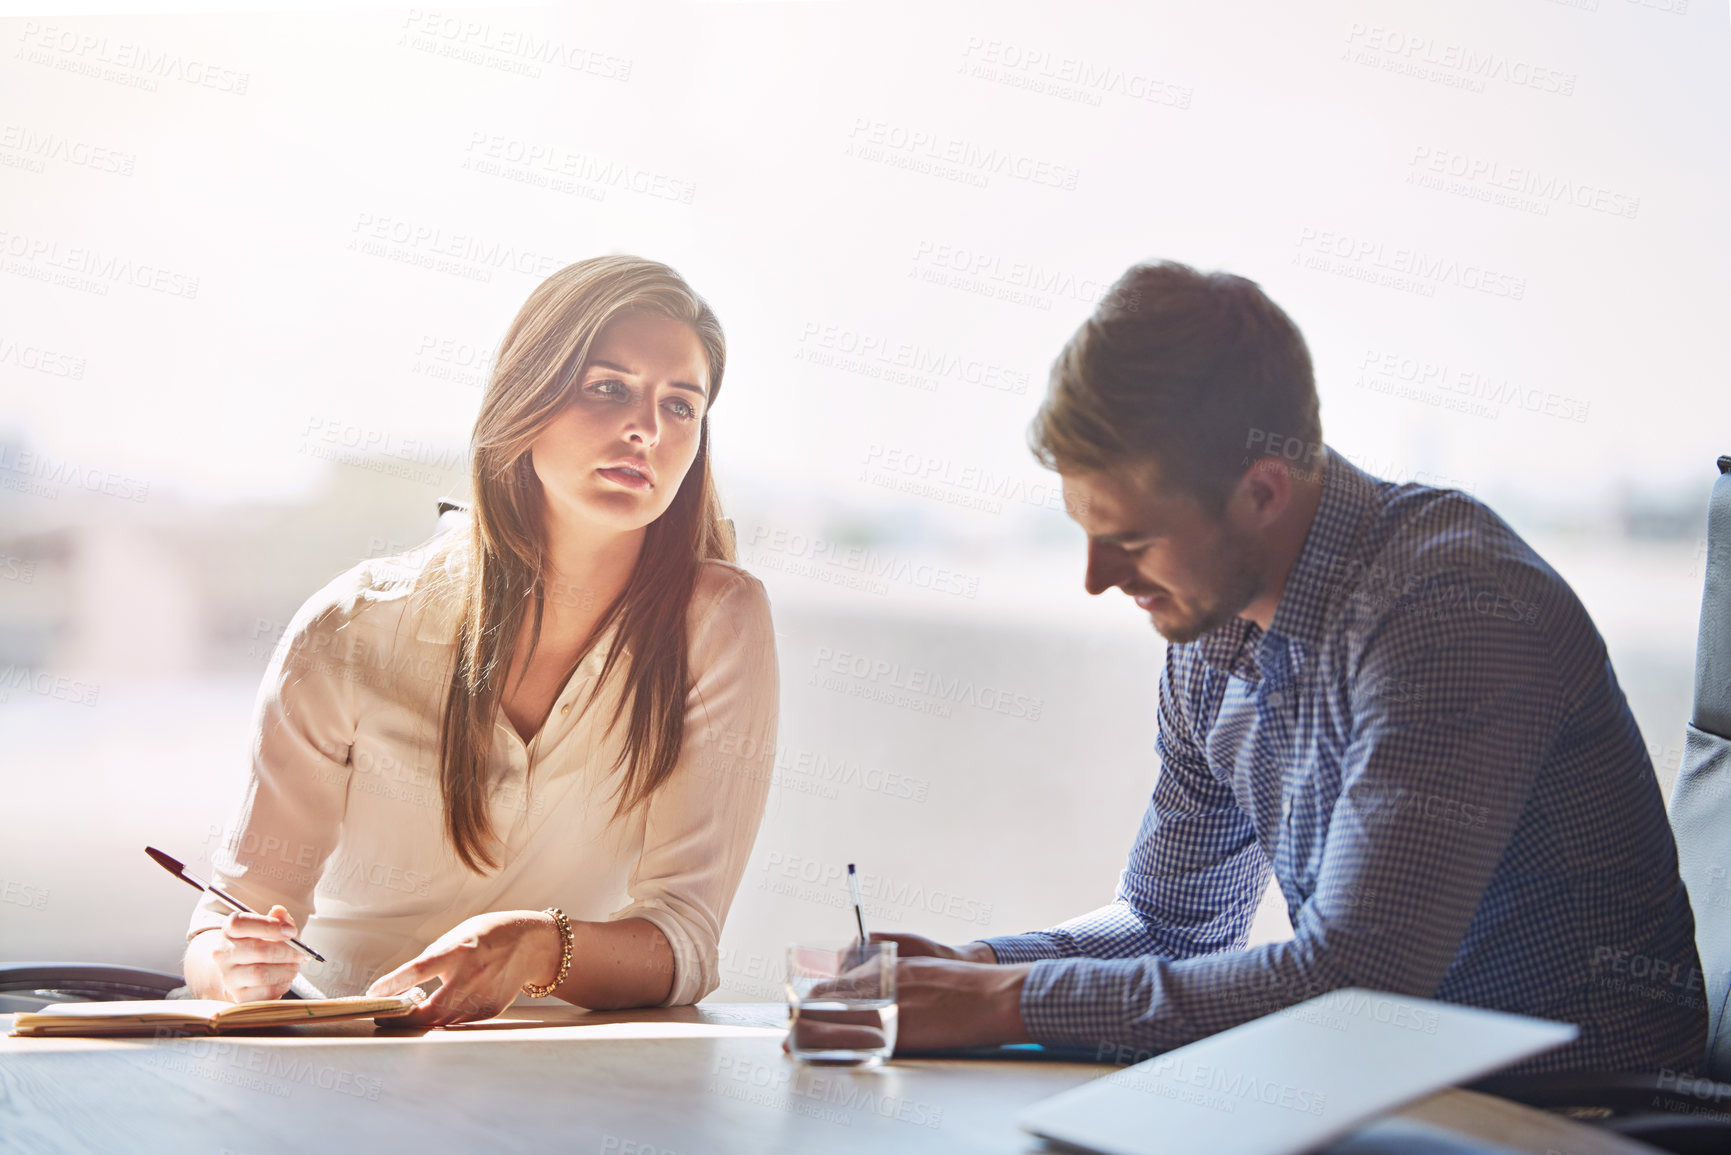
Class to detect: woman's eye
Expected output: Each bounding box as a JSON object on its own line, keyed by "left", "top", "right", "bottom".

{"left": 666, "top": 398, "right": 698, "bottom": 420}
{"left": 588, "top": 379, "right": 628, "bottom": 399}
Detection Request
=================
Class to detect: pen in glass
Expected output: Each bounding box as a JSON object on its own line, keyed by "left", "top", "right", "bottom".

{"left": 145, "top": 845, "right": 326, "bottom": 962}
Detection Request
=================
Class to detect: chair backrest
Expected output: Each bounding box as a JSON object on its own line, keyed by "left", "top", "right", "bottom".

{"left": 1669, "top": 455, "right": 1731, "bottom": 1080}
{"left": 435, "top": 497, "right": 468, "bottom": 535}
{"left": 0, "top": 962, "right": 185, "bottom": 1012}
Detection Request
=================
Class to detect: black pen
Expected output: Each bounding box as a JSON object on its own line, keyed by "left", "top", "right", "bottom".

{"left": 847, "top": 862, "right": 868, "bottom": 963}
{"left": 146, "top": 846, "right": 325, "bottom": 962}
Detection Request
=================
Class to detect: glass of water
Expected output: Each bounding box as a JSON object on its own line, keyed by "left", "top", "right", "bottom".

{"left": 785, "top": 941, "right": 898, "bottom": 1066}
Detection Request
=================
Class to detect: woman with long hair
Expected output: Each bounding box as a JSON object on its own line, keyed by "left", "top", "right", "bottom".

{"left": 182, "top": 256, "right": 778, "bottom": 1026}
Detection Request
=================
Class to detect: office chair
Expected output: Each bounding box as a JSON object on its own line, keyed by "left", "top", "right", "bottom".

{"left": 1475, "top": 456, "right": 1731, "bottom": 1155}
{"left": 435, "top": 497, "right": 467, "bottom": 534}
{"left": 0, "top": 963, "right": 185, "bottom": 1014}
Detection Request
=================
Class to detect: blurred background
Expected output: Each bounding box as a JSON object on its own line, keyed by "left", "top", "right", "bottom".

{"left": 0, "top": 0, "right": 1726, "bottom": 1001}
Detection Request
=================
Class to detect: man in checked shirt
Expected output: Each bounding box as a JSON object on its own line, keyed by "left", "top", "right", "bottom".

{"left": 881, "top": 260, "right": 1707, "bottom": 1076}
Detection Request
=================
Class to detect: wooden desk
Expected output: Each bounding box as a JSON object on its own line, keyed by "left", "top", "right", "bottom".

{"left": 0, "top": 1003, "right": 1659, "bottom": 1155}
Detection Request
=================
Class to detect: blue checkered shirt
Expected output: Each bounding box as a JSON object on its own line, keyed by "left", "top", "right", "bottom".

{"left": 984, "top": 448, "right": 1707, "bottom": 1074}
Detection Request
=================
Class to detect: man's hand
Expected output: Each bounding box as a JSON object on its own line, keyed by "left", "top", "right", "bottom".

{"left": 870, "top": 931, "right": 997, "bottom": 964}
{"left": 892, "top": 957, "right": 1032, "bottom": 1051}
{"left": 366, "top": 910, "right": 561, "bottom": 1027}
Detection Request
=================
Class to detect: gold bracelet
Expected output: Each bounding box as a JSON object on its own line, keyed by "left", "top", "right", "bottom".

{"left": 522, "top": 907, "right": 573, "bottom": 998}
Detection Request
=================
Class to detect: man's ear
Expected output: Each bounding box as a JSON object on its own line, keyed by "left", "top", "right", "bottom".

{"left": 1235, "top": 456, "right": 1295, "bottom": 529}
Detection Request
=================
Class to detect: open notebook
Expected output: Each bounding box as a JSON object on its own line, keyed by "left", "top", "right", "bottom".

{"left": 9, "top": 992, "right": 425, "bottom": 1037}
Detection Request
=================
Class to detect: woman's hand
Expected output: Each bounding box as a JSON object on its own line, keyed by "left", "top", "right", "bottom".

{"left": 185, "top": 904, "right": 304, "bottom": 1003}
{"left": 366, "top": 910, "right": 562, "bottom": 1027}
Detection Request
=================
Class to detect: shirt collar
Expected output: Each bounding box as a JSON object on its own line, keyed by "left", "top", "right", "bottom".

{"left": 410, "top": 539, "right": 627, "bottom": 671}
{"left": 1265, "top": 446, "right": 1378, "bottom": 650}
{"left": 410, "top": 539, "right": 470, "bottom": 644}
{"left": 1195, "top": 617, "right": 1264, "bottom": 682}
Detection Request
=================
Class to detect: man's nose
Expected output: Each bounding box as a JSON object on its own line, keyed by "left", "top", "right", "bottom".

{"left": 1084, "top": 542, "right": 1127, "bottom": 596}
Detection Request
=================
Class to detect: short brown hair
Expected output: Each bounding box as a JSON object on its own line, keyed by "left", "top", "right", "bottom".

{"left": 1030, "top": 261, "right": 1320, "bottom": 514}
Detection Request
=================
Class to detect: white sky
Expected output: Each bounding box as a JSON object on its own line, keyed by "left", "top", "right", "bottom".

{"left": 1, "top": 0, "right": 1726, "bottom": 522}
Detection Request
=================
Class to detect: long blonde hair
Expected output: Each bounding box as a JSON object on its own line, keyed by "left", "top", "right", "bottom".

{"left": 427, "top": 255, "right": 734, "bottom": 873}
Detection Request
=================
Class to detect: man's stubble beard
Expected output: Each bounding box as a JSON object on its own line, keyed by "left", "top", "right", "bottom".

{"left": 1148, "top": 525, "right": 1266, "bottom": 646}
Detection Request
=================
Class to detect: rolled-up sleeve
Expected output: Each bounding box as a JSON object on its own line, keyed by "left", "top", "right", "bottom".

{"left": 187, "top": 587, "right": 357, "bottom": 942}
{"left": 611, "top": 571, "right": 779, "bottom": 1005}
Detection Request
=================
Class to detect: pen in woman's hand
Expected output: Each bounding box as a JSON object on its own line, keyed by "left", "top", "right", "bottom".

{"left": 145, "top": 846, "right": 326, "bottom": 962}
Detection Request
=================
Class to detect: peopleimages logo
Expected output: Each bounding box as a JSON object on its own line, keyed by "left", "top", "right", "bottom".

{"left": 759, "top": 853, "right": 994, "bottom": 928}
{"left": 0, "top": 444, "right": 149, "bottom": 503}
{"left": 845, "top": 118, "right": 1081, "bottom": 190}
{"left": 398, "top": 10, "right": 632, "bottom": 81}
{"left": 463, "top": 132, "right": 696, "bottom": 204}
{"left": 1355, "top": 347, "right": 1589, "bottom": 423}
{"left": 798, "top": 323, "right": 1030, "bottom": 395}
{"left": 0, "top": 124, "right": 136, "bottom": 175}
{"left": 0, "top": 228, "right": 200, "bottom": 299}
{"left": 956, "top": 37, "right": 1194, "bottom": 110}
{"left": 710, "top": 1054, "right": 945, "bottom": 1129}
{"left": 1293, "top": 226, "right": 1525, "bottom": 301}
{"left": 16, "top": 21, "right": 252, "bottom": 94}
{"left": 1116, "top": 1055, "right": 1329, "bottom": 1117}
{"left": 1341, "top": 23, "right": 1577, "bottom": 96}
{"left": 1407, "top": 145, "right": 1640, "bottom": 220}
{"left": 696, "top": 728, "right": 933, "bottom": 804}
{"left": 0, "top": 334, "right": 86, "bottom": 379}
{"left": 745, "top": 525, "right": 980, "bottom": 599}
{"left": 862, "top": 445, "right": 1069, "bottom": 513}
{"left": 347, "top": 212, "right": 566, "bottom": 281}
{"left": 910, "top": 240, "right": 1118, "bottom": 307}
{"left": 809, "top": 645, "right": 1043, "bottom": 722}
{"left": 318, "top": 851, "right": 433, "bottom": 898}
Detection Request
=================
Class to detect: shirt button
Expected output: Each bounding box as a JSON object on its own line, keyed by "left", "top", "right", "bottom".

{"left": 560, "top": 702, "right": 572, "bottom": 715}
{"left": 1282, "top": 798, "right": 1293, "bottom": 818}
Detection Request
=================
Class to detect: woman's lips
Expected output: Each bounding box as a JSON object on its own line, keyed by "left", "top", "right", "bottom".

{"left": 597, "top": 466, "right": 652, "bottom": 491}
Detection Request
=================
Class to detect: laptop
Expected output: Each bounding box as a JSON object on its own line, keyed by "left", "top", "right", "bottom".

{"left": 1018, "top": 988, "right": 1576, "bottom": 1155}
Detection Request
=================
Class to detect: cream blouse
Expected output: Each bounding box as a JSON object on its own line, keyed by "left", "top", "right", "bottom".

{"left": 186, "top": 532, "right": 778, "bottom": 1004}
